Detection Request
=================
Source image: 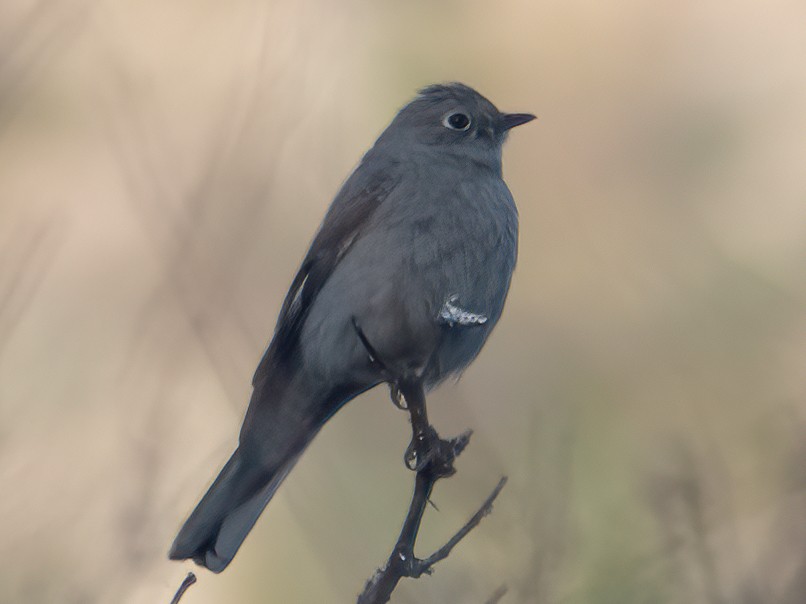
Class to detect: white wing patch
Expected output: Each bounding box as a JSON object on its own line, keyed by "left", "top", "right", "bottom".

{"left": 438, "top": 295, "right": 488, "bottom": 327}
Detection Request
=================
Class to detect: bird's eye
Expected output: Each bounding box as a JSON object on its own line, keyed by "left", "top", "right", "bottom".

{"left": 442, "top": 112, "right": 471, "bottom": 131}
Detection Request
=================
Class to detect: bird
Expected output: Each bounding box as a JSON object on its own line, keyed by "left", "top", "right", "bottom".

{"left": 169, "top": 82, "right": 535, "bottom": 573}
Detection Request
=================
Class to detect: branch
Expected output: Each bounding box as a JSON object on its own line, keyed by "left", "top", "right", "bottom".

{"left": 420, "top": 476, "right": 508, "bottom": 570}
{"left": 169, "top": 572, "right": 196, "bottom": 604}
{"left": 357, "top": 378, "right": 508, "bottom": 604}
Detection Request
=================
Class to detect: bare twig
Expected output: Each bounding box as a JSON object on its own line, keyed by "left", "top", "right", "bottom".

{"left": 421, "top": 476, "right": 507, "bottom": 570}
{"left": 357, "top": 378, "right": 508, "bottom": 604}
{"left": 169, "top": 572, "right": 196, "bottom": 604}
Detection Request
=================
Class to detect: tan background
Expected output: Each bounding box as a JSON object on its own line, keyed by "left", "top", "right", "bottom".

{"left": 0, "top": 0, "right": 804, "bottom": 602}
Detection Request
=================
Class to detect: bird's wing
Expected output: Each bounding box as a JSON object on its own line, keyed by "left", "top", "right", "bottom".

{"left": 252, "top": 169, "right": 399, "bottom": 386}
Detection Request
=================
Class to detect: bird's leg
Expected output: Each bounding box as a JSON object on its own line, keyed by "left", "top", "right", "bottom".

{"left": 437, "top": 295, "right": 488, "bottom": 327}
{"left": 396, "top": 378, "right": 441, "bottom": 472}
{"left": 351, "top": 316, "right": 390, "bottom": 377}
{"left": 350, "top": 318, "right": 421, "bottom": 417}
{"left": 349, "top": 320, "right": 450, "bottom": 472}
{"left": 350, "top": 317, "right": 412, "bottom": 413}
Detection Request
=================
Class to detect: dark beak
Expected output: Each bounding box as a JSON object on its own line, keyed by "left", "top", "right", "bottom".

{"left": 500, "top": 112, "right": 537, "bottom": 131}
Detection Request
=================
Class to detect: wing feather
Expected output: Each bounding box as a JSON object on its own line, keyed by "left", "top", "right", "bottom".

{"left": 252, "top": 168, "right": 399, "bottom": 386}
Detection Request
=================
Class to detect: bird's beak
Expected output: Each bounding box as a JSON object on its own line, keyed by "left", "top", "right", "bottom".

{"left": 500, "top": 112, "right": 537, "bottom": 131}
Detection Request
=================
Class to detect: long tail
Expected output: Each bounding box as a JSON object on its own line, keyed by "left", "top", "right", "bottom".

{"left": 168, "top": 444, "right": 304, "bottom": 572}
{"left": 169, "top": 370, "right": 336, "bottom": 573}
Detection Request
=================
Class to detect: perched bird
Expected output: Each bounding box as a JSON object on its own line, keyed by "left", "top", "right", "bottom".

{"left": 169, "top": 83, "right": 535, "bottom": 572}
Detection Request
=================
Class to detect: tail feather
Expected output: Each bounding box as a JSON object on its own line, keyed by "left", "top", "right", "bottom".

{"left": 170, "top": 367, "right": 362, "bottom": 572}
{"left": 169, "top": 446, "right": 306, "bottom": 573}
{"left": 206, "top": 450, "right": 304, "bottom": 572}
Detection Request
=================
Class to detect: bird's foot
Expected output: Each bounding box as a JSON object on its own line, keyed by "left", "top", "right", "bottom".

{"left": 404, "top": 427, "right": 472, "bottom": 477}
{"left": 404, "top": 425, "right": 441, "bottom": 472}
{"left": 437, "top": 295, "right": 487, "bottom": 327}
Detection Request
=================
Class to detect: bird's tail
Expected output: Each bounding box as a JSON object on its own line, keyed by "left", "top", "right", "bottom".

{"left": 169, "top": 370, "right": 333, "bottom": 573}
{"left": 168, "top": 444, "right": 305, "bottom": 572}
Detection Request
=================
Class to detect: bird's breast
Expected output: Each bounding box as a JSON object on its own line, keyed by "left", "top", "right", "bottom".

{"left": 299, "top": 172, "right": 517, "bottom": 384}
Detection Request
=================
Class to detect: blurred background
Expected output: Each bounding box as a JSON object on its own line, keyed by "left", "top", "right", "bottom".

{"left": 0, "top": 0, "right": 804, "bottom": 602}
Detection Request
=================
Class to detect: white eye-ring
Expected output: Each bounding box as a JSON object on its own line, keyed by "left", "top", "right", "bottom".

{"left": 442, "top": 112, "right": 471, "bottom": 131}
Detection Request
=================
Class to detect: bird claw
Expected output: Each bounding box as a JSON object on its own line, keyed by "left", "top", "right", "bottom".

{"left": 404, "top": 431, "right": 438, "bottom": 472}
{"left": 437, "top": 295, "right": 488, "bottom": 327}
{"left": 403, "top": 426, "right": 461, "bottom": 477}
{"left": 390, "top": 384, "right": 408, "bottom": 410}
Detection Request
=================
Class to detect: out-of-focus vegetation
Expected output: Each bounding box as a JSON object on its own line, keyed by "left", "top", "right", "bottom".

{"left": 0, "top": 1, "right": 803, "bottom": 602}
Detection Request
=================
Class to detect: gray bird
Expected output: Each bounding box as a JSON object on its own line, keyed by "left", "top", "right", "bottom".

{"left": 169, "top": 83, "right": 535, "bottom": 572}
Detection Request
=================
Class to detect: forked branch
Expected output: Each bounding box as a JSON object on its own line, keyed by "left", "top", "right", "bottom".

{"left": 357, "top": 378, "right": 507, "bottom": 604}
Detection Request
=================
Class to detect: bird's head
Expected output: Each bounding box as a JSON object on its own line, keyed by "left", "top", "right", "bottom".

{"left": 376, "top": 83, "right": 535, "bottom": 170}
